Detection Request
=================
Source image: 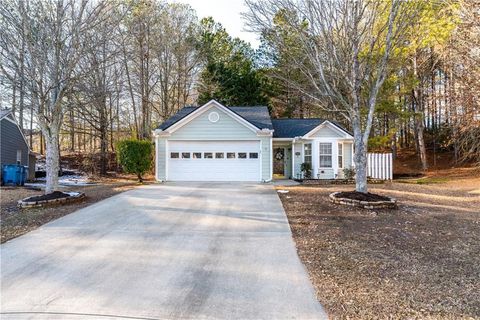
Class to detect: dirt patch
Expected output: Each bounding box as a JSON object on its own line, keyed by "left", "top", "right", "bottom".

{"left": 277, "top": 178, "right": 480, "bottom": 319}
{"left": 394, "top": 149, "right": 478, "bottom": 177}
{"left": 1, "top": 175, "right": 151, "bottom": 243}
{"left": 335, "top": 191, "right": 391, "bottom": 202}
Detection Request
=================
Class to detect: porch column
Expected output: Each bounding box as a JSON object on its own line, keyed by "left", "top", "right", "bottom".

{"left": 312, "top": 141, "right": 319, "bottom": 178}
{"left": 291, "top": 141, "right": 295, "bottom": 179}
{"left": 332, "top": 142, "right": 339, "bottom": 179}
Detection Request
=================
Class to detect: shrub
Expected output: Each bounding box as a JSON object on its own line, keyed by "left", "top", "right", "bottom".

{"left": 343, "top": 167, "right": 356, "bottom": 180}
{"left": 116, "top": 139, "right": 153, "bottom": 182}
{"left": 301, "top": 162, "right": 312, "bottom": 179}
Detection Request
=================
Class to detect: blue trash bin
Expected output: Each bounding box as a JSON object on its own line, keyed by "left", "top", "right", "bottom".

{"left": 2, "top": 164, "right": 25, "bottom": 186}
{"left": 21, "top": 166, "right": 29, "bottom": 185}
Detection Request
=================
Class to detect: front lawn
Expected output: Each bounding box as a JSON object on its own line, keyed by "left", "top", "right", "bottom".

{"left": 277, "top": 174, "right": 480, "bottom": 319}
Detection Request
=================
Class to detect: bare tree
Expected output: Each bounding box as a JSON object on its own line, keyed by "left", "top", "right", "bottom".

{"left": 74, "top": 4, "right": 124, "bottom": 175}
{"left": 151, "top": 3, "right": 200, "bottom": 121}
{"left": 1, "top": 0, "right": 108, "bottom": 193}
{"left": 245, "top": 0, "right": 419, "bottom": 192}
{"left": 121, "top": 0, "right": 160, "bottom": 140}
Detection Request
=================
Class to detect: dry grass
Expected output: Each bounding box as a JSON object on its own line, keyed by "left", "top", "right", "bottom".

{"left": 0, "top": 174, "right": 152, "bottom": 243}
{"left": 277, "top": 176, "right": 480, "bottom": 319}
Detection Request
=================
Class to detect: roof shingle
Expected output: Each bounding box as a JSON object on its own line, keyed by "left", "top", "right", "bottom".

{"left": 271, "top": 119, "right": 324, "bottom": 138}
{"left": 157, "top": 106, "right": 273, "bottom": 130}
{"left": 156, "top": 104, "right": 351, "bottom": 138}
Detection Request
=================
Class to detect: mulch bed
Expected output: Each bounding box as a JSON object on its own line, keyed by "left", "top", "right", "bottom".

{"left": 23, "top": 191, "right": 70, "bottom": 202}
{"left": 277, "top": 182, "right": 480, "bottom": 319}
{"left": 335, "top": 191, "right": 391, "bottom": 202}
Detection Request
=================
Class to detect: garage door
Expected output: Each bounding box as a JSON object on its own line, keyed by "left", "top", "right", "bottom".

{"left": 167, "top": 141, "right": 261, "bottom": 181}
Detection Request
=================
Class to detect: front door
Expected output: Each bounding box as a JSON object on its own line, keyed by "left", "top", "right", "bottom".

{"left": 273, "top": 148, "right": 285, "bottom": 176}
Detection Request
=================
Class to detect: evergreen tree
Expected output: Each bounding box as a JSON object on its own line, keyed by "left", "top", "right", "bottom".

{"left": 197, "top": 18, "right": 269, "bottom": 106}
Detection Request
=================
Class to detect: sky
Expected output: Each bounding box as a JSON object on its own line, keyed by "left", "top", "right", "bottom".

{"left": 173, "top": 0, "right": 261, "bottom": 48}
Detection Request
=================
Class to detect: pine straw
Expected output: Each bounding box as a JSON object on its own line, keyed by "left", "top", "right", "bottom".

{"left": 277, "top": 179, "right": 480, "bottom": 319}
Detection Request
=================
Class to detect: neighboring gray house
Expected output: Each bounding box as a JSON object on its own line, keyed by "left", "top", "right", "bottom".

{"left": 1, "top": 109, "right": 30, "bottom": 169}
{"left": 154, "top": 100, "right": 354, "bottom": 182}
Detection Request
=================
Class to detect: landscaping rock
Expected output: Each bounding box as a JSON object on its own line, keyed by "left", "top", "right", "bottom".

{"left": 329, "top": 191, "right": 396, "bottom": 209}
{"left": 18, "top": 191, "right": 85, "bottom": 208}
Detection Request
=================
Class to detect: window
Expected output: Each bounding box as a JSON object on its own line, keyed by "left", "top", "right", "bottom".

{"left": 227, "top": 152, "right": 236, "bottom": 159}
{"left": 193, "top": 152, "right": 202, "bottom": 159}
{"left": 238, "top": 152, "right": 247, "bottom": 159}
{"left": 249, "top": 152, "right": 259, "bottom": 159}
{"left": 304, "top": 143, "right": 312, "bottom": 165}
{"left": 338, "top": 143, "right": 343, "bottom": 168}
{"left": 215, "top": 152, "right": 224, "bottom": 159}
{"left": 182, "top": 152, "right": 190, "bottom": 159}
{"left": 16, "top": 150, "right": 22, "bottom": 163}
{"left": 170, "top": 152, "right": 179, "bottom": 159}
{"left": 319, "top": 143, "right": 332, "bottom": 167}
{"left": 204, "top": 152, "right": 213, "bottom": 159}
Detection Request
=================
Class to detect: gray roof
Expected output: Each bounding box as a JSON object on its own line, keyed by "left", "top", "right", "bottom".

{"left": 0, "top": 109, "right": 12, "bottom": 119}
{"left": 272, "top": 119, "right": 324, "bottom": 138}
{"left": 158, "top": 107, "right": 197, "bottom": 130}
{"left": 158, "top": 106, "right": 273, "bottom": 130}
{"left": 157, "top": 105, "right": 351, "bottom": 138}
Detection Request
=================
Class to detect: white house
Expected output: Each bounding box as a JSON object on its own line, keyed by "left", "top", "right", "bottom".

{"left": 154, "top": 100, "right": 354, "bottom": 182}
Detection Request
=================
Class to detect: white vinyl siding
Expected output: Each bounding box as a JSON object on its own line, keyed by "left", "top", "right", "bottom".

{"left": 338, "top": 143, "right": 343, "bottom": 169}
{"left": 169, "top": 106, "right": 256, "bottom": 140}
{"left": 156, "top": 138, "right": 166, "bottom": 181}
{"left": 309, "top": 125, "right": 344, "bottom": 138}
{"left": 344, "top": 142, "right": 353, "bottom": 168}
{"left": 260, "top": 136, "right": 272, "bottom": 181}
{"left": 292, "top": 142, "right": 303, "bottom": 179}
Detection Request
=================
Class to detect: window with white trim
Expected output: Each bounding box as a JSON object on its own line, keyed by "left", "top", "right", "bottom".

{"left": 16, "top": 150, "right": 22, "bottom": 163}
{"left": 249, "top": 152, "right": 258, "bottom": 159}
{"left": 170, "top": 152, "right": 179, "bottom": 159}
{"left": 227, "top": 152, "right": 236, "bottom": 159}
{"left": 204, "top": 152, "right": 213, "bottom": 159}
{"left": 238, "top": 152, "right": 247, "bottom": 159}
{"left": 338, "top": 143, "right": 343, "bottom": 168}
{"left": 193, "top": 152, "right": 202, "bottom": 159}
{"left": 319, "top": 143, "right": 332, "bottom": 167}
{"left": 215, "top": 152, "right": 224, "bottom": 159}
{"left": 182, "top": 152, "right": 190, "bottom": 159}
{"left": 304, "top": 143, "right": 312, "bottom": 165}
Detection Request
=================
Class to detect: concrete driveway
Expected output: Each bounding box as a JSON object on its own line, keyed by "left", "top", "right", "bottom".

{"left": 1, "top": 183, "right": 326, "bottom": 320}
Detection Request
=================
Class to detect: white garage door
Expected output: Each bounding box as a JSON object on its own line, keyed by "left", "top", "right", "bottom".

{"left": 167, "top": 140, "right": 261, "bottom": 181}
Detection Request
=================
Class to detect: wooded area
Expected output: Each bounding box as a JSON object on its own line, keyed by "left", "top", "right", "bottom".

{"left": 1, "top": 0, "right": 479, "bottom": 193}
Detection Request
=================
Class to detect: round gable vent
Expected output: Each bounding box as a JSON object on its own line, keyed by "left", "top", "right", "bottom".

{"left": 208, "top": 111, "right": 220, "bottom": 123}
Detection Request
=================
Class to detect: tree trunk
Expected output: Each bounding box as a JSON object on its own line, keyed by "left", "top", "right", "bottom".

{"left": 40, "top": 133, "right": 44, "bottom": 155}
{"left": 69, "top": 109, "right": 75, "bottom": 152}
{"left": 44, "top": 133, "right": 60, "bottom": 194}
{"left": 415, "top": 113, "right": 428, "bottom": 170}
{"left": 353, "top": 136, "right": 368, "bottom": 193}
{"left": 99, "top": 108, "right": 108, "bottom": 176}
{"left": 412, "top": 54, "right": 428, "bottom": 170}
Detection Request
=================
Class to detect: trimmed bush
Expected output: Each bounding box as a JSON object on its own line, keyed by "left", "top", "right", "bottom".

{"left": 301, "top": 162, "right": 312, "bottom": 179}
{"left": 343, "top": 167, "right": 356, "bottom": 180}
{"left": 116, "top": 139, "right": 153, "bottom": 182}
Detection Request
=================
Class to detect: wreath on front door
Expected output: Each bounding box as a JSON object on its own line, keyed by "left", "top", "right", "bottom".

{"left": 274, "top": 149, "right": 284, "bottom": 160}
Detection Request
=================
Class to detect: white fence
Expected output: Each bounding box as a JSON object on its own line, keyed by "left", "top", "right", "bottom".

{"left": 367, "top": 153, "right": 393, "bottom": 180}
